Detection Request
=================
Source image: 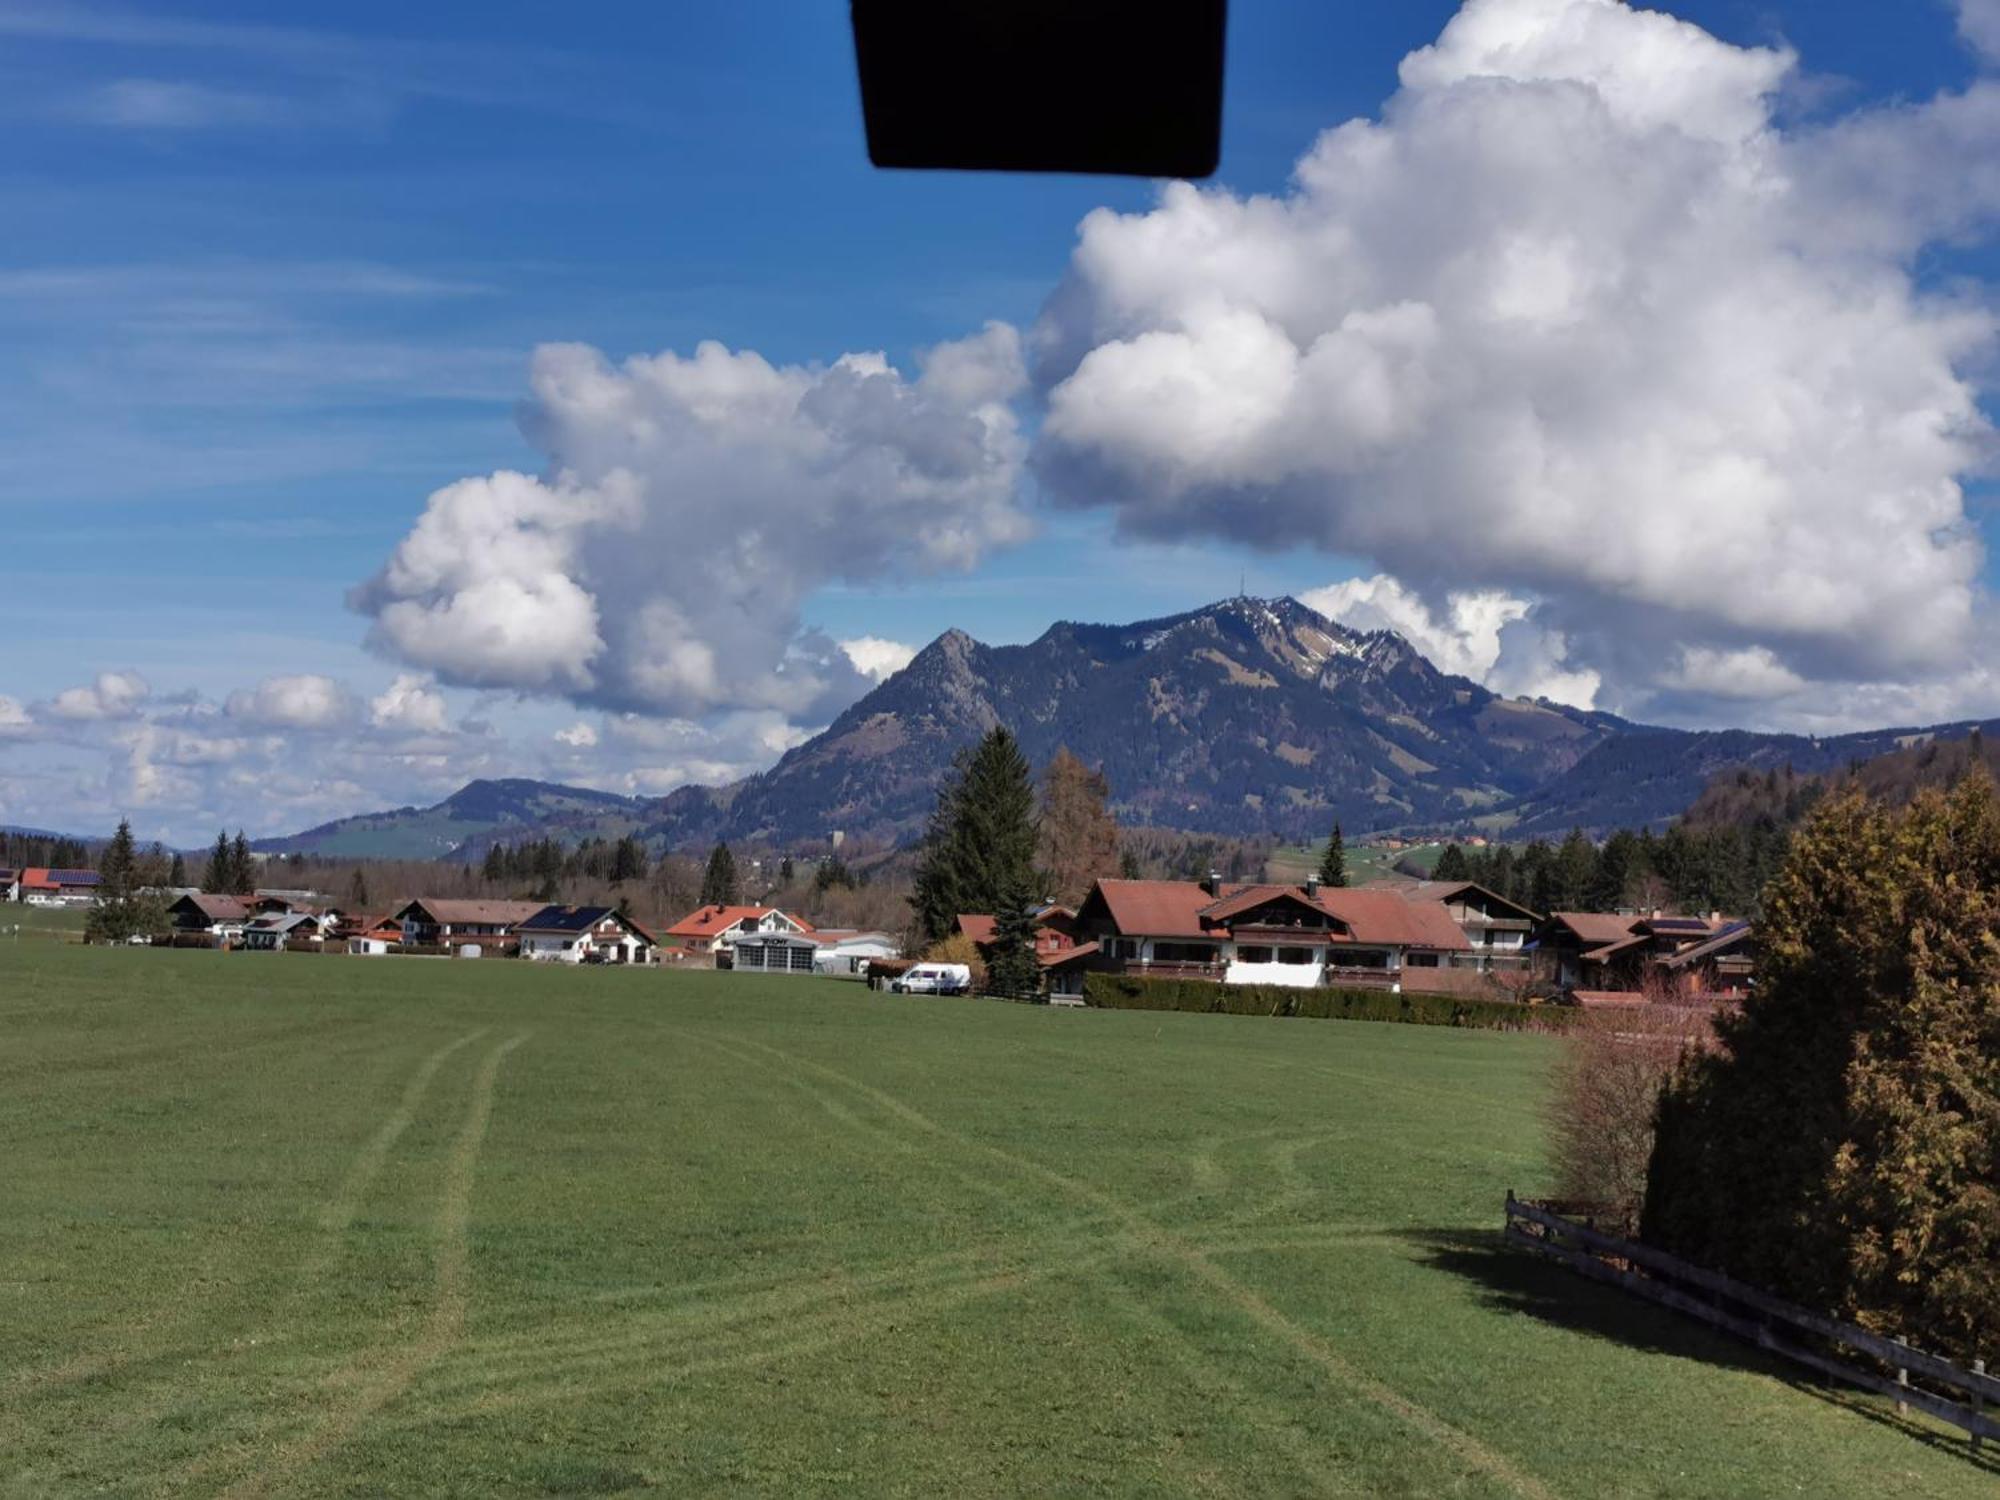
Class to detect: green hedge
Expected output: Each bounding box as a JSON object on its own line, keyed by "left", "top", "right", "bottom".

{"left": 1082, "top": 973, "right": 1578, "bottom": 1032}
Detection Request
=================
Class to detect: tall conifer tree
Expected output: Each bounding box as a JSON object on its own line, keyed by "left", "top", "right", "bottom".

{"left": 1317, "top": 822, "right": 1347, "bottom": 888}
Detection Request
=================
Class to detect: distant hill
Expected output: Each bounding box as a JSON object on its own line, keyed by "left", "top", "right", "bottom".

{"left": 1505, "top": 719, "right": 2000, "bottom": 838}
{"left": 1679, "top": 724, "right": 2000, "bottom": 833}
{"left": 252, "top": 778, "right": 644, "bottom": 860}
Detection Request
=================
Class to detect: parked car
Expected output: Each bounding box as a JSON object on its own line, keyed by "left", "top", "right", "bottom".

{"left": 891, "top": 962, "right": 972, "bottom": 996}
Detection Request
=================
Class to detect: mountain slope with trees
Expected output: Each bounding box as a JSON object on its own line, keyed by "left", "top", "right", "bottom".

{"left": 253, "top": 778, "right": 646, "bottom": 860}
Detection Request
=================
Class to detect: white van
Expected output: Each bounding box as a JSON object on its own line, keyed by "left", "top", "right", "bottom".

{"left": 892, "top": 962, "right": 972, "bottom": 996}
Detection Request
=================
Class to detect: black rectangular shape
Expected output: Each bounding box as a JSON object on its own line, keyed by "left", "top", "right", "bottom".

{"left": 851, "top": 0, "right": 1225, "bottom": 179}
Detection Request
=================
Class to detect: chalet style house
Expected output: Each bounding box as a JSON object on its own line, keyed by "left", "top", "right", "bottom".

{"left": 1071, "top": 876, "right": 1470, "bottom": 989}
{"left": 517, "top": 905, "right": 658, "bottom": 964}
{"left": 1364, "top": 880, "right": 1540, "bottom": 970}
{"left": 393, "top": 898, "right": 547, "bottom": 954}
{"left": 1541, "top": 911, "right": 1755, "bottom": 999}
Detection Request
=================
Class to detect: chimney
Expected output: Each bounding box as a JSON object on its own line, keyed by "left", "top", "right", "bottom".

{"left": 1305, "top": 873, "right": 1321, "bottom": 900}
{"left": 1203, "top": 868, "right": 1221, "bottom": 897}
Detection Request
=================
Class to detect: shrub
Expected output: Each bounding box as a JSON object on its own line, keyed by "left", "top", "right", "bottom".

{"left": 921, "top": 933, "right": 989, "bottom": 989}
{"left": 1545, "top": 1007, "right": 1713, "bottom": 1235}
{"left": 1081, "top": 974, "right": 1580, "bottom": 1032}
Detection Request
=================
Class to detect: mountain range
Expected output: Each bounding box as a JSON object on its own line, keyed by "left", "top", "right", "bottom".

{"left": 252, "top": 596, "right": 2000, "bottom": 861}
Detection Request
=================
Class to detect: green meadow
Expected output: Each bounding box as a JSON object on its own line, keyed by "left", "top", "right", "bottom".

{"left": 2, "top": 943, "right": 1990, "bottom": 1497}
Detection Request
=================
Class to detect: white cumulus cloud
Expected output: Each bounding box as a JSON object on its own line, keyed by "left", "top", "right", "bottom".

{"left": 225, "top": 673, "right": 357, "bottom": 730}
{"left": 839, "top": 636, "right": 918, "bottom": 683}
{"left": 47, "top": 670, "right": 150, "bottom": 721}
{"left": 0, "top": 694, "right": 32, "bottom": 736}
{"left": 355, "top": 324, "right": 1030, "bottom": 721}
{"left": 1033, "top": 0, "right": 1999, "bottom": 725}
{"left": 554, "top": 721, "right": 598, "bottom": 748}
{"left": 368, "top": 672, "right": 451, "bottom": 734}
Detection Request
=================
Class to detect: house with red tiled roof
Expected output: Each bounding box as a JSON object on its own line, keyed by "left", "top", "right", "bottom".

{"left": 1364, "top": 879, "right": 1541, "bottom": 970}
{"left": 664, "top": 904, "right": 815, "bottom": 963}
{"left": 1539, "top": 910, "right": 1752, "bottom": 996}
{"left": 1071, "top": 875, "right": 1471, "bottom": 990}
{"left": 391, "top": 898, "right": 547, "bottom": 954}
{"left": 20, "top": 868, "right": 101, "bottom": 907}
{"left": 952, "top": 906, "right": 1077, "bottom": 958}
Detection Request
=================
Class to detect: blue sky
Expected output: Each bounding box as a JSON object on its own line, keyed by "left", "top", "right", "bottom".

{"left": 2, "top": 0, "right": 1997, "bottom": 841}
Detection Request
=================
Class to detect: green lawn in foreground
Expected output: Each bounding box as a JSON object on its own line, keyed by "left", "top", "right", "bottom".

{"left": 2, "top": 945, "right": 1990, "bottom": 1498}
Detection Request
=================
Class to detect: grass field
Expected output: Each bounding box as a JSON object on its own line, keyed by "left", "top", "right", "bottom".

{"left": 4, "top": 945, "right": 1991, "bottom": 1498}
{"left": 1266, "top": 843, "right": 1446, "bottom": 886}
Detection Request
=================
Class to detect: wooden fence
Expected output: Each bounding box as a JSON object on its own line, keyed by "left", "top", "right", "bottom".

{"left": 1505, "top": 1194, "right": 1996, "bottom": 1449}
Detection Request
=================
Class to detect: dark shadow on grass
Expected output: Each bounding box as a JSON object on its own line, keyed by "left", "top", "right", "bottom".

{"left": 1404, "top": 1228, "right": 2000, "bottom": 1479}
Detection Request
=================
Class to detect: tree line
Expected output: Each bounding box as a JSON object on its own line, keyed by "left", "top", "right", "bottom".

{"left": 0, "top": 831, "right": 93, "bottom": 870}
{"left": 481, "top": 834, "right": 651, "bottom": 899}
{"left": 1431, "top": 820, "right": 1791, "bottom": 918}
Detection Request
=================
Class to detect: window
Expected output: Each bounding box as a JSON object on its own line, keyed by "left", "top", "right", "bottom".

{"left": 1237, "top": 945, "right": 1273, "bottom": 964}
{"left": 1278, "top": 947, "right": 1314, "bottom": 965}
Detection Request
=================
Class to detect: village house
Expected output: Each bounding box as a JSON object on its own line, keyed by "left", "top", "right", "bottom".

{"left": 1071, "top": 874, "right": 1470, "bottom": 990}
{"left": 952, "top": 908, "right": 1078, "bottom": 959}
{"left": 392, "top": 898, "right": 546, "bottom": 955}
{"left": 1364, "top": 880, "right": 1540, "bottom": 970}
{"left": 1540, "top": 910, "right": 1754, "bottom": 998}
{"left": 0, "top": 868, "right": 19, "bottom": 902}
{"left": 517, "top": 905, "right": 658, "bottom": 964}
{"left": 338, "top": 913, "right": 404, "bottom": 955}
{"left": 664, "top": 905, "right": 815, "bottom": 963}
{"left": 166, "top": 892, "right": 254, "bottom": 943}
{"left": 241, "top": 911, "right": 322, "bottom": 950}
{"left": 20, "top": 868, "right": 102, "bottom": 907}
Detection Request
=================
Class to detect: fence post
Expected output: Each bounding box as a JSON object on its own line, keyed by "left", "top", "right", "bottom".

{"left": 1893, "top": 1338, "right": 1909, "bottom": 1416}
{"left": 1974, "top": 1358, "right": 1986, "bottom": 1452}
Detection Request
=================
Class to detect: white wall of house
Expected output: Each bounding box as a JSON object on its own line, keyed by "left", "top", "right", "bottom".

{"left": 1223, "top": 957, "right": 1325, "bottom": 988}
{"left": 523, "top": 934, "right": 584, "bottom": 963}
{"left": 348, "top": 937, "right": 391, "bottom": 955}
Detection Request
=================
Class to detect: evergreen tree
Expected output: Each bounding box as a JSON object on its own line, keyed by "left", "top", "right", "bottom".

{"left": 201, "top": 830, "right": 232, "bottom": 894}
{"left": 168, "top": 852, "right": 187, "bottom": 888}
{"left": 700, "top": 843, "right": 740, "bottom": 906}
{"left": 230, "top": 831, "right": 254, "bottom": 894}
{"left": 1118, "top": 848, "right": 1143, "bottom": 881}
{"left": 1036, "top": 747, "right": 1122, "bottom": 908}
{"left": 1593, "top": 829, "right": 1643, "bottom": 910}
{"left": 1552, "top": 829, "right": 1599, "bottom": 912}
{"left": 610, "top": 836, "right": 645, "bottom": 885}
{"left": 482, "top": 844, "right": 506, "bottom": 885}
{"left": 778, "top": 856, "right": 796, "bottom": 884}
{"left": 1645, "top": 779, "right": 2000, "bottom": 1363}
{"left": 1432, "top": 843, "right": 1471, "bottom": 882}
{"left": 348, "top": 868, "right": 370, "bottom": 912}
{"left": 985, "top": 873, "right": 1045, "bottom": 1001}
{"left": 812, "top": 857, "right": 854, "bottom": 894}
{"left": 1316, "top": 821, "right": 1348, "bottom": 888}
{"left": 86, "top": 818, "right": 164, "bottom": 944}
{"left": 1520, "top": 840, "right": 1556, "bottom": 913}
{"left": 99, "top": 818, "right": 137, "bottom": 900}
{"left": 909, "top": 728, "right": 1040, "bottom": 945}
